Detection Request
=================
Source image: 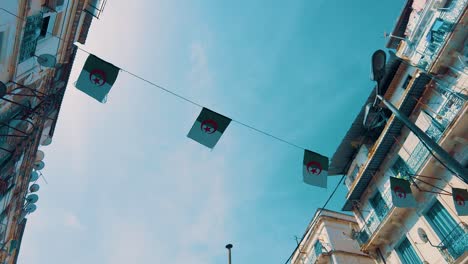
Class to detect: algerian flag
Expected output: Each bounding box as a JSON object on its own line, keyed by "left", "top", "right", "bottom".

{"left": 390, "top": 176, "right": 416, "bottom": 208}
{"left": 75, "top": 54, "right": 119, "bottom": 103}
{"left": 452, "top": 188, "right": 468, "bottom": 216}
{"left": 187, "top": 108, "right": 231, "bottom": 149}
{"left": 303, "top": 150, "right": 328, "bottom": 188}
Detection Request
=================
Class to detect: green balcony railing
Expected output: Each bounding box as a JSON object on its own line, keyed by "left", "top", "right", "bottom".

{"left": 356, "top": 190, "right": 394, "bottom": 247}
{"left": 439, "top": 222, "right": 468, "bottom": 263}
{"left": 417, "top": 0, "right": 467, "bottom": 70}
{"left": 406, "top": 93, "right": 464, "bottom": 173}
{"left": 18, "top": 14, "right": 43, "bottom": 63}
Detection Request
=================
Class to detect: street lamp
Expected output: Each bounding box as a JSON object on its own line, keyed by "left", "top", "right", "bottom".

{"left": 370, "top": 50, "right": 468, "bottom": 183}
{"left": 226, "top": 244, "right": 233, "bottom": 264}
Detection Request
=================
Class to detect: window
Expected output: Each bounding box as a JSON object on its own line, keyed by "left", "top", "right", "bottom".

{"left": 391, "top": 156, "right": 414, "bottom": 178}
{"left": 370, "top": 191, "right": 390, "bottom": 221}
{"left": 425, "top": 200, "right": 467, "bottom": 259}
{"left": 402, "top": 75, "right": 412, "bottom": 90}
{"left": 313, "top": 240, "right": 323, "bottom": 257}
{"left": 396, "top": 237, "right": 423, "bottom": 264}
{"left": 39, "top": 16, "right": 51, "bottom": 38}
{"left": 18, "top": 14, "right": 43, "bottom": 62}
{"left": 443, "top": 0, "right": 455, "bottom": 9}
{"left": 350, "top": 165, "right": 359, "bottom": 182}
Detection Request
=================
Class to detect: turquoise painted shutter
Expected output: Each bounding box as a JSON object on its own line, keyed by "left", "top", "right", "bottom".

{"left": 425, "top": 200, "right": 457, "bottom": 238}
{"left": 425, "top": 200, "right": 467, "bottom": 259}
{"left": 396, "top": 237, "right": 423, "bottom": 264}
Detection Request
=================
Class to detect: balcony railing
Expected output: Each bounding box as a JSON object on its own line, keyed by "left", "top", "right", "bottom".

{"left": 439, "top": 222, "right": 468, "bottom": 263}
{"left": 416, "top": 0, "right": 468, "bottom": 70}
{"left": 356, "top": 190, "right": 394, "bottom": 247}
{"left": 406, "top": 93, "right": 464, "bottom": 173}
{"left": 306, "top": 251, "right": 318, "bottom": 264}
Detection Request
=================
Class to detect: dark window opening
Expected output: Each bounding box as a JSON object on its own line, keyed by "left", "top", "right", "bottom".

{"left": 39, "top": 16, "right": 50, "bottom": 38}
{"left": 402, "top": 75, "right": 412, "bottom": 90}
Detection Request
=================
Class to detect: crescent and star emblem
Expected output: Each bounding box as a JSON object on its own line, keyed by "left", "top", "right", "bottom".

{"left": 89, "top": 69, "right": 107, "bottom": 87}
{"left": 200, "top": 119, "right": 218, "bottom": 134}
{"left": 455, "top": 195, "right": 465, "bottom": 206}
{"left": 306, "top": 161, "right": 322, "bottom": 175}
{"left": 393, "top": 186, "right": 406, "bottom": 198}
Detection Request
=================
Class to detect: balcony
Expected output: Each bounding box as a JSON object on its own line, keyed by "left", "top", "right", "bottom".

{"left": 414, "top": 0, "right": 468, "bottom": 70}
{"left": 18, "top": 14, "right": 43, "bottom": 63}
{"left": 304, "top": 241, "right": 327, "bottom": 264}
{"left": 406, "top": 91, "right": 464, "bottom": 173}
{"left": 438, "top": 222, "right": 468, "bottom": 263}
{"left": 356, "top": 190, "right": 394, "bottom": 248}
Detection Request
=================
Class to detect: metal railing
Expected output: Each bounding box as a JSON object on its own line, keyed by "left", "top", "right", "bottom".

{"left": 416, "top": 0, "right": 468, "bottom": 70}
{"left": 356, "top": 189, "right": 394, "bottom": 247}
{"left": 406, "top": 93, "right": 464, "bottom": 173}
{"left": 439, "top": 222, "right": 468, "bottom": 263}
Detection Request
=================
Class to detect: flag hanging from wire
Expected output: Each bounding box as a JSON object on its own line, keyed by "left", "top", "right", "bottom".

{"left": 75, "top": 54, "right": 119, "bottom": 103}
{"left": 303, "top": 150, "right": 328, "bottom": 188}
{"left": 187, "top": 108, "right": 231, "bottom": 149}
{"left": 452, "top": 188, "right": 468, "bottom": 216}
{"left": 390, "top": 176, "right": 416, "bottom": 208}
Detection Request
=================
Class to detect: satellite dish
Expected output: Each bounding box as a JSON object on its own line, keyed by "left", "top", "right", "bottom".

{"left": 30, "top": 171, "right": 39, "bottom": 182}
{"left": 41, "top": 137, "right": 52, "bottom": 146}
{"left": 34, "top": 160, "right": 45, "bottom": 170}
{"left": 37, "top": 54, "right": 57, "bottom": 68}
{"left": 0, "top": 81, "right": 7, "bottom": 97}
{"left": 29, "top": 184, "right": 40, "bottom": 193}
{"left": 417, "top": 228, "right": 429, "bottom": 243}
{"left": 35, "top": 150, "right": 45, "bottom": 161}
{"left": 24, "top": 203, "right": 37, "bottom": 213}
{"left": 26, "top": 194, "right": 39, "bottom": 204}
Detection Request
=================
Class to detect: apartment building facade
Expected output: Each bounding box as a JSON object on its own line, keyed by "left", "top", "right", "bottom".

{"left": 327, "top": 0, "right": 467, "bottom": 263}
{"left": 0, "top": 0, "right": 102, "bottom": 262}
{"left": 290, "top": 209, "right": 375, "bottom": 264}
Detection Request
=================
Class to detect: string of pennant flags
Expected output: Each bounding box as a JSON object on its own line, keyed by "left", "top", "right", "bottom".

{"left": 72, "top": 52, "right": 467, "bottom": 216}
{"left": 74, "top": 52, "right": 331, "bottom": 188}
{"left": 0, "top": 8, "right": 465, "bottom": 216}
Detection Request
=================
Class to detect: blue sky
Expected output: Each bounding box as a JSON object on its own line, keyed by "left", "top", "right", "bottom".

{"left": 20, "top": 0, "right": 404, "bottom": 263}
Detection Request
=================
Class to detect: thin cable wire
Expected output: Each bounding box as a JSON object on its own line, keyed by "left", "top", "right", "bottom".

{"left": 283, "top": 174, "right": 346, "bottom": 264}
{"left": 76, "top": 46, "right": 308, "bottom": 150}
{"left": 232, "top": 120, "right": 304, "bottom": 150}
{"left": 119, "top": 69, "right": 203, "bottom": 108}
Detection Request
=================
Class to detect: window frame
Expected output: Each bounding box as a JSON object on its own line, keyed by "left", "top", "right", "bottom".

{"left": 395, "top": 236, "right": 423, "bottom": 264}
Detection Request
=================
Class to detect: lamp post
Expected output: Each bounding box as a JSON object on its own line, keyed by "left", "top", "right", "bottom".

{"left": 226, "top": 244, "right": 233, "bottom": 264}
{"left": 371, "top": 50, "right": 468, "bottom": 183}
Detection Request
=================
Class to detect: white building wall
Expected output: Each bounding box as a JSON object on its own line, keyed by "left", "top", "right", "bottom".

{"left": 0, "top": 1, "right": 21, "bottom": 81}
